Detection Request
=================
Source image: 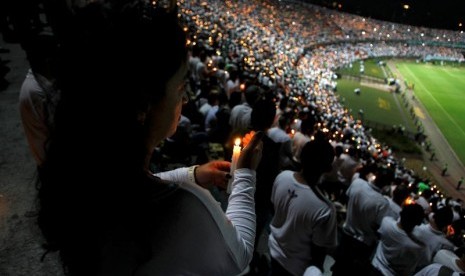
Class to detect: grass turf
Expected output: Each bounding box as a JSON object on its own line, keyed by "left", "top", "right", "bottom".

{"left": 335, "top": 78, "right": 415, "bottom": 132}
{"left": 337, "top": 58, "right": 393, "bottom": 79}
{"left": 395, "top": 62, "right": 465, "bottom": 165}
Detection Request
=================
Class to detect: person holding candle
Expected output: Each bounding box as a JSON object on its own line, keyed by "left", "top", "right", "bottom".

{"left": 36, "top": 1, "right": 264, "bottom": 275}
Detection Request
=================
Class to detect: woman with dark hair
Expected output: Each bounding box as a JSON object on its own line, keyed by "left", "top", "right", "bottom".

{"left": 37, "top": 1, "right": 263, "bottom": 275}
{"left": 268, "top": 134, "right": 337, "bottom": 275}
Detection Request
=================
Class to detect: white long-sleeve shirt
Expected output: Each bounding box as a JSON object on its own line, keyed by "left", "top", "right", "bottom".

{"left": 140, "top": 167, "right": 256, "bottom": 275}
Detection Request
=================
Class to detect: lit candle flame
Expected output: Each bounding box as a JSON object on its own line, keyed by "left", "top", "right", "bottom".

{"left": 404, "top": 197, "right": 415, "bottom": 205}
{"left": 235, "top": 138, "right": 241, "bottom": 146}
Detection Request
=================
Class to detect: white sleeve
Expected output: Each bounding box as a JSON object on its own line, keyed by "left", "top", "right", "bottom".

{"left": 156, "top": 167, "right": 256, "bottom": 271}
{"left": 154, "top": 167, "right": 191, "bottom": 184}
{"left": 225, "top": 168, "right": 256, "bottom": 269}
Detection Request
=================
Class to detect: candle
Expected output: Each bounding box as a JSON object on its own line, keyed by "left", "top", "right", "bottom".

{"left": 404, "top": 197, "right": 415, "bottom": 205}
{"left": 227, "top": 138, "right": 242, "bottom": 194}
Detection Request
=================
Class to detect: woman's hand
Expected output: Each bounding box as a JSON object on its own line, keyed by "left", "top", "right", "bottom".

{"left": 237, "top": 131, "right": 264, "bottom": 171}
{"left": 193, "top": 131, "right": 264, "bottom": 190}
{"left": 194, "top": 161, "right": 231, "bottom": 190}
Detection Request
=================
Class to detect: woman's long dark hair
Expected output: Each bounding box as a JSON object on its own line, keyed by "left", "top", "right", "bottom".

{"left": 38, "top": 1, "right": 187, "bottom": 273}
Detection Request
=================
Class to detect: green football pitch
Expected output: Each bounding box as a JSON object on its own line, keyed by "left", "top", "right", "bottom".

{"left": 396, "top": 62, "right": 465, "bottom": 165}
{"left": 335, "top": 77, "right": 417, "bottom": 132}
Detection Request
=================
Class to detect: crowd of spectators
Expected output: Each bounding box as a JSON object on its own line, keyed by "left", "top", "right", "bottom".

{"left": 10, "top": 0, "right": 465, "bottom": 274}
{"left": 164, "top": 0, "right": 465, "bottom": 274}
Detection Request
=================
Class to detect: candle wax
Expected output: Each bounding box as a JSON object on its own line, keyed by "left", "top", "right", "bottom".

{"left": 227, "top": 138, "right": 241, "bottom": 194}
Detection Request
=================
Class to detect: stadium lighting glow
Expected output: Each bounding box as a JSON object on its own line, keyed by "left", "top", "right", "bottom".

{"left": 403, "top": 4, "right": 409, "bottom": 10}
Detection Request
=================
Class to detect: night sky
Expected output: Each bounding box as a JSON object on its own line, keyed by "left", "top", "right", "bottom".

{"left": 306, "top": 0, "right": 464, "bottom": 31}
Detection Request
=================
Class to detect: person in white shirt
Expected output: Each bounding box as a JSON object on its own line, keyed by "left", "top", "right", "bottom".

{"left": 268, "top": 113, "right": 296, "bottom": 170}
{"left": 269, "top": 135, "right": 337, "bottom": 275}
{"left": 332, "top": 164, "right": 394, "bottom": 275}
{"left": 384, "top": 184, "right": 410, "bottom": 220}
{"left": 204, "top": 91, "right": 220, "bottom": 133}
{"left": 433, "top": 248, "right": 465, "bottom": 273}
{"left": 413, "top": 206, "right": 455, "bottom": 269}
{"left": 416, "top": 188, "right": 434, "bottom": 215}
{"left": 291, "top": 116, "right": 315, "bottom": 165}
{"left": 229, "top": 84, "right": 260, "bottom": 136}
{"left": 414, "top": 263, "right": 460, "bottom": 276}
{"left": 371, "top": 204, "right": 426, "bottom": 276}
{"left": 225, "top": 69, "right": 240, "bottom": 106}
{"left": 320, "top": 144, "right": 345, "bottom": 202}
{"left": 337, "top": 146, "right": 361, "bottom": 189}
{"left": 19, "top": 34, "right": 59, "bottom": 168}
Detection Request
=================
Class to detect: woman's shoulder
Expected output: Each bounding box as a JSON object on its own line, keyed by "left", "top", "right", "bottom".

{"left": 146, "top": 176, "right": 221, "bottom": 218}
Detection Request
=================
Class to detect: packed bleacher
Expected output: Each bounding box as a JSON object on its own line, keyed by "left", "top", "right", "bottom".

{"left": 8, "top": 0, "right": 465, "bottom": 274}
{"left": 148, "top": 0, "right": 465, "bottom": 274}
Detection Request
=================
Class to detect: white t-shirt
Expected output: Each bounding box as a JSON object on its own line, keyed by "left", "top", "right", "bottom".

{"left": 385, "top": 196, "right": 402, "bottom": 221}
{"left": 19, "top": 69, "right": 55, "bottom": 166}
{"left": 229, "top": 103, "right": 252, "bottom": 133}
{"left": 268, "top": 127, "right": 293, "bottom": 169}
{"left": 205, "top": 105, "right": 219, "bottom": 132}
{"left": 291, "top": 131, "right": 310, "bottom": 163}
{"left": 343, "top": 177, "right": 390, "bottom": 246}
{"left": 416, "top": 196, "right": 432, "bottom": 215}
{"left": 414, "top": 263, "right": 461, "bottom": 276}
{"left": 269, "top": 171, "right": 337, "bottom": 276}
{"left": 413, "top": 223, "right": 456, "bottom": 268}
{"left": 199, "top": 102, "right": 212, "bottom": 118}
{"left": 267, "top": 127, "right": 291, "bottom": 143}
{"left": 189, "top": 56, "right": 200, "bottom": 83}
{"left": 337, "top": 153, "right": 360, "bottom": 186}
{"left": 225, "top": 79, "right": 240, "bottom": 99}
{"left": 434, "top": 249, "right": 465, "bottom": 273}
{"left": 372, "top": 216, "right": 424, "bottom": 276}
